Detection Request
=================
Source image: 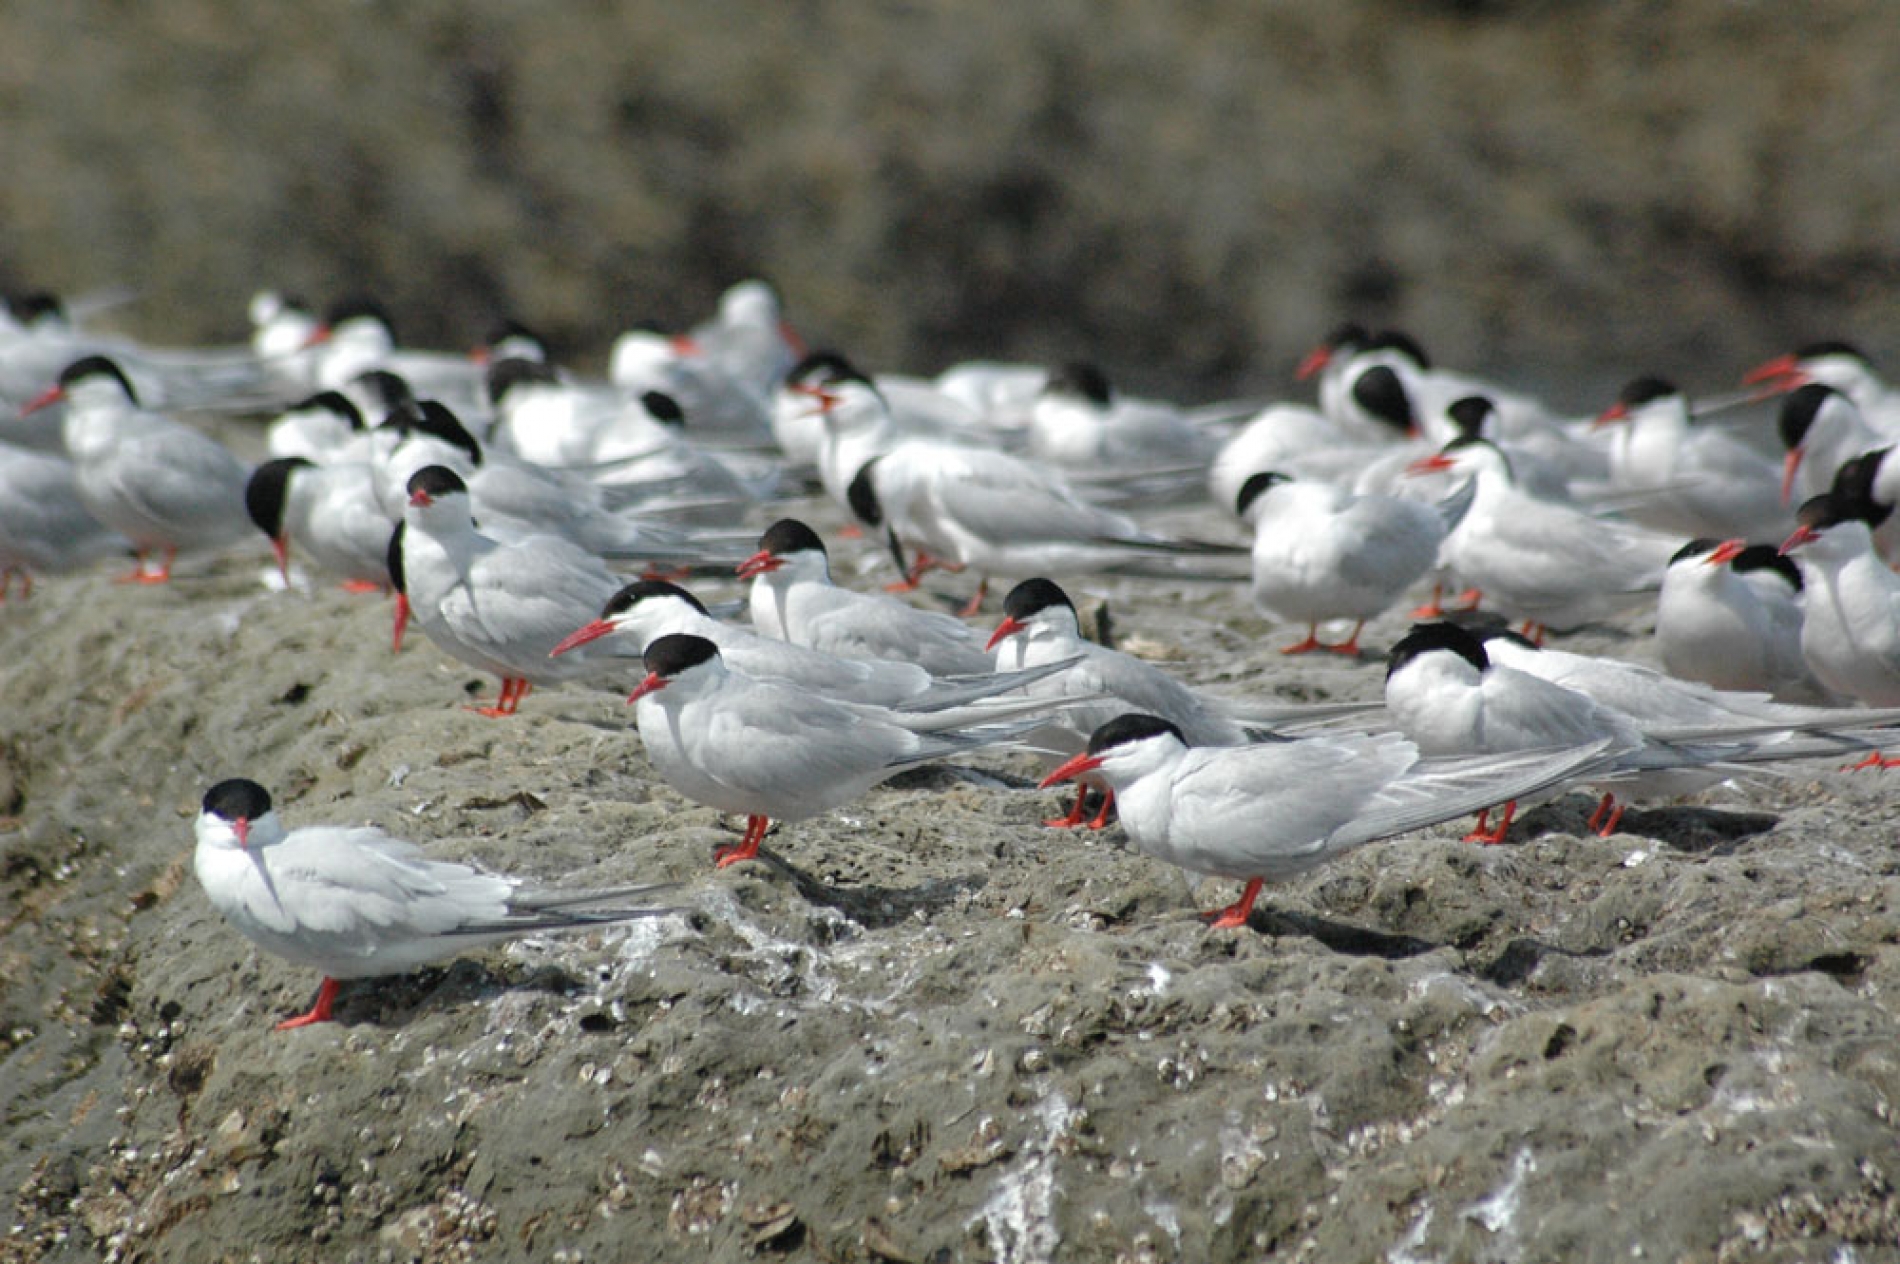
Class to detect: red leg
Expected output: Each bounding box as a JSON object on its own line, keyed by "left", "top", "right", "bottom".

{"left": 715, "top": 815, "right": 770, "bottom": 868}
{"left": 1280, "top": 625, "right": 1325, "bottom": 655}
{"left": 392, "top": 594, "right": 410, "bottom": 654}
{"left": 1464, "top": 800, "right": 1517, "bottom": 845}
{"left": 1593, "top": 798, "right": 1625, "bottom": 837}
{"left": 275, "top": 977, "right": 341, "bottom": 1031}
{"left": 1042, "top": 786, "right": 1090, "bottom": 828}
{"left": 1452, "top": 588, "right": 1484, "bottom": 612}
{"left": 1585, "top": 791, "right": 1615, "bottom": 833}
{"left": 117, "top": 548, "right": 177, "bottom": 584}
{"left": 468, "top": 677, "right": 531, "bottom": 717}
{"left": 1518, "top": 620, "right": 1547, "bottom": 646}
{"left": 341, "top": 579, "right": 385, "bottom": 594}
{"left": 1843, "top": 751, "right": 1900, "bottom": 771}
{"left": 1084, "top": 789, "right": 1116, "bottom": 830}
{"left": 1409, "top": 585, "right": 1445, "bottom": 619}
{"left": 836, "top": 523, "right": 864, "bottom": 540}
{"left": 1203, "top": 879, "right": 1264, "bottom": 930}
{"left": 954, "top": 578, "right": 990, "bottom": 619}
{"left": 1327, "top": 622, "right": 1366, "bottom": 657}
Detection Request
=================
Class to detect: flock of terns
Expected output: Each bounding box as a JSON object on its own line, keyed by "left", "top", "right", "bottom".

{"left": 4, "top": 282, "right": 1899, "bottom": 1030}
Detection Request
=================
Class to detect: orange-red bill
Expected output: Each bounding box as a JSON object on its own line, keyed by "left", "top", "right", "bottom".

{"left": 1039, "top": 751, "right": 1104, "bottom": 789}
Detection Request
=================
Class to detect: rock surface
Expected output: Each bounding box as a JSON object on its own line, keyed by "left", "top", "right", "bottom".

{"left": 2, "top": 446, "right": 1899, "bottom": 1261}
{"left": 2, "top": 3, "right": 1896, "bottom": 397}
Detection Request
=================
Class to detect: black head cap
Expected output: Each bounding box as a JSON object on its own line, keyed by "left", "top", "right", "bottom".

{"left": 785, "top": 349, "right": 863, "bottom": 388}
{"left": 1369, "top": 329, "right": 1431, "bottom": 369}
{"left": 643, "top": 632, "right": 720, "bottom": 677}
{"left": 1614, "top": 376, "right": 1679, "bottom": 409}
{"left": 407, "top": 400, "right": 483, "bottom": 466}
{"left": 1729, "top": 544, "right": 1803, "bottom": 591}
{"left": 57, "top": 355, "right": 138, "bottom": 402}
{"left": 1777, "top": 382, "right": 1842, "bottom": 451}
{"left": 12, "top": 291, "right": 67, "bottom": 325}
{"left": 203, "top": 778, "right": 273, "bottom": 822}
{"left": 1445, "top": 396, "right": 1496, "bottom": 437}
{"left": 1086, "top": 713, "right": 1186, "bottom": 756}
{"left": 1793, "top": 492, "right": 1865, "bottom": 534}
{"left": 294, "top": 390, "right": 365, "bottom": 431}
{"left": 1669, "top": 537, "right": 1723, "bottom": 566}
{"left": 846, "top": 460, "right": 884, "bottom": 528}
{"left": 244, "top": 457, "right": 313, "bottom": 537}
{"left": 485, "top": 355, "right": 559, "bottom": 406}
{"left": 641, "top": 391, "right": 686, "bottom": 427}
{"left": 1235, "top": 471, "right": 1292, "bottom": 517}
{"left": 406, "top": 464, "right": 470, "bottom": 502}
{"left": 757, "top": 518, "right": 826, "bottom": 558}
{"left": 1829, "top": 447, "right": 1893, "bottom": 518}
{"left": 1001, "top": 578, "right": 1075, "bottom": 622}
{"left": 1351, "top": 364, "right": 1414, "bottom": 434}
{"left": 354, "top": 369, "right": 417, "bottom": 415}
{"left": 602, "top": 579, "right": 709, "bottom": 619}
{"left": 1386, "top": 622, "right": 1490, "bottom": 681}
{"left": 1046, "top": 360, "right": 1114, "bottom": 407}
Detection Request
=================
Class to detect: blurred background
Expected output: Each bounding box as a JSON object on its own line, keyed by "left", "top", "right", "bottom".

{"left": 2, "top": 0, "right": 1894, "bottom": 407}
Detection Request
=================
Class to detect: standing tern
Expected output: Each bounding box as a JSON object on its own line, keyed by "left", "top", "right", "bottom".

{"left": 1774, "top": 383, "right": 1883, "bottom": 507}
{"left": 24, "top": 355, "right": 255, "bottom": 582}
{"left": 1039, "top": 713, "right": 1614, "bottom": 929}
{"left": 0, "top": 440, "right": 128, "bottom": 597}
{"left": 398, "top": 465, "right": 625, "bottom": 715}
{"left": 623, "top": 633, "right": 1032, "bottom": 869}
{"left": 1655, "top": 538, "right": 1826, "bottom": 704}
{"left": 244, "top": 456, "right": 395, "bottom": 591}
{"left": 1237, "top": 469, "right": 1473, "bottom": 656}
{"left": 194, "top": 779, "right": 673, "bottom": 1030}
{"left": 1778, "top": 491, "right": 1900, "bottom": 712}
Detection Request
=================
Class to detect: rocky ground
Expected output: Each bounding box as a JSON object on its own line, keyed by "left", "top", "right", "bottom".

{"left": 2, "top": 421, "right": 1899, "bottom": 1263}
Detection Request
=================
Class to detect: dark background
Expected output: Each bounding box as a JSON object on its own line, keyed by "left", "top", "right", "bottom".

{"left": 4, "top": 1, "right": 1894, "bottom": 405}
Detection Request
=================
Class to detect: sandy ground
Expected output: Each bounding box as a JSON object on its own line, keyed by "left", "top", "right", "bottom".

{"left": 2, "top": 446, "right": 1899, "bottom": 1263}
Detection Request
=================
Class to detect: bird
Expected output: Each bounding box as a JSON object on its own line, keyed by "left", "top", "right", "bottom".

{"left": 1778, "top": 491, "right": 1900, "bottom": 713}
{"left": 1383, "top": 622, "right": 1880, "bottom": 840}
{"left": 1745, "top": 340, "right": 1900, "bottom": 435}
{"left": 397, "top": 464, "right": 626, "bottom": 715}
{"left": 1025, "top": 360, "right": 1212, "bottom": 472}
{"left": 1236, "top": 469, "right": 1473, "bottom": 656}
{"left": 1591, "top": 375, "right": 1788, "bottom": 540}
{"left": 737, "top": 518, "right": 994, "bottom": 676}
{"left": 23, "top": 355, "right": 255, "bottom": 582}
{"left": 264, "top": 390, "right": 372, "bottom": 464}
{"left": 193, "top": 778, "right": 673, "bottom": 1030}
{"left": 1774, "top": 383, "right": 1884, "bottom": 507}
{"left": 985, "top": 577, "right": 1254, "bottom": 828}
{"left": 0, "top": 440, "right": 128, "bottom": 597}
{"left": 1407, "top": 430, "right": 1676, "bottom": 641}
{"left": 1824, "top": 445, "right": 1900, "bottom": 566}
{"left": 244, "top": 456, "right": 395, "bottom": 591}
{"left": 622, "top": 633, "right": 1031, "bottom": 869}
{"left": 1038, "top": 712, "right": 1613, "bottom": 929}
{"left": 1655, "top": 537, "right": 1825, "bottom": 703}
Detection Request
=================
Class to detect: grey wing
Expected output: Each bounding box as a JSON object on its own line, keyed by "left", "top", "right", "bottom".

{"left": 1330, "top": 738, "right": 1619, "bottom": 848}
{"left": 908, "top": 448, "right": 1139, "bottom": 545}
{"left": 461, "top": 537, "right": 621, "bottom": 665}
{"left": 112, "top": 429, "right": 250, "bottom": 539}
{"left": 267, "top": 828, "right": 513, "bottom": 940}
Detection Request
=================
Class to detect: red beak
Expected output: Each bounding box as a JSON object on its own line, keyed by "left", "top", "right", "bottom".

{"left": 408, "top": 488, "right": 433, "bottom": 508}
{"left": 626, "top": 672, "right": 667, "bottom": 704}
{"left": 1780, "top": 448, "right": 1804, "bottom": 505}
{"left": 19, "top": 384, "right": 64, "bottom": 417}
{"left": 789, "top": 382, "right": 839, "bottom": 413}
{"left": 1591, "top": 401, "right": 1630, "bottom": 429}
{"left": 1705, "top": 538, "right": 1747, "bottom": 567}
{"left": 984, "top": 615, "right": 1026, "bottom": 653}
{"left": 1779, "top": 524, "right": 1820, "bottom": 555}
{"left": 1294, "top": 344, "right": 1333, "bottom": 381}
{"left": 1405, "top": 452, "right": 1457, "bottom": 477}
{"left": 736, "top": 550, "right": 783, "bottom": 579}
{"left": 550, "top": 619, "right": 615, "bottom": 657}
{"left": 667, "top": 333, "right": 701, "bottom": 357}
{"left": 234, "top": 818, "right": 251, "bottom": 849}
{"left": 1741, "top": 353, "right": 1801, "bottom": 388}
{"left": 301, "top": 325, "right": 333, "bottom": 349}
{"left": 1038, "top": 751, "right": 1105, "bottom": 788}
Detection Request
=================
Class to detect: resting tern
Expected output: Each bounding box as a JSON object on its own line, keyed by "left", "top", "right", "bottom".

{"left": 245, "top": 457, "right": 395, "bottom": 591}
{"left": 1778, "top": 491, "right": 1900, "bottom": 710}
{"left": 398, "top": 465, "right": 625, "bottom": 715}
{"left": 264, "top": 390, "right": 371, "bottom": 464}
{"left": 1408, "top": 431, "right": 1675, "bottom": 641}
{"left": 1039, "top": 713, "right": 1614, "bottom": 928}
{"left": 737, "top": 518, "right": 993, "bottom": 676}
{"left": 1384, "top": 622, "right": 1878, "bottom": 839}
{"left": 1774, "top": 383, "right": 1883, "bottom": 507}
{"left": 1592, "top": 376, "right": 1788, "bottom": 540}
{"left": 24, "top": 355, "right": 255, "bottom": 582}
{"left": 1026, "top": 360, "right": 1213, "bottom": 471}
{"left": 1236, "top": 469, "right": 1473, "bottom": 655}
{"left": 1655, "top": 538, "right": 1825, "bottom": 703}
{"left": 194, "top": 778, "right": 673, "bottom": 1030}
{"left": 624, "top": 633, "right": 1030, "bottom": 868}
